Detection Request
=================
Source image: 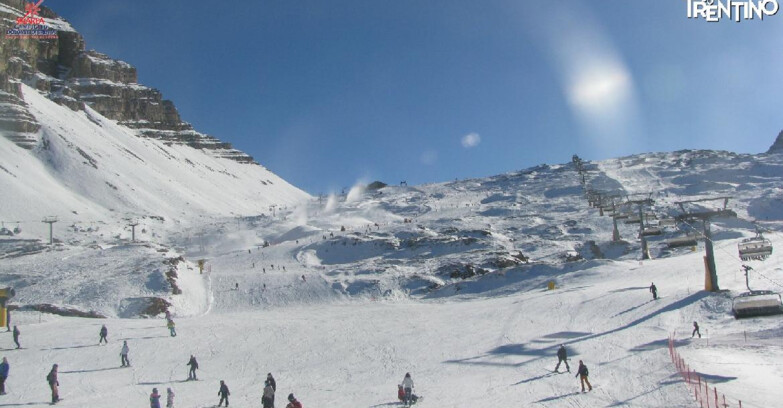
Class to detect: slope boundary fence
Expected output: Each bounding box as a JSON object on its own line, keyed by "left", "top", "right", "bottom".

{"left": 668, "top": 335, "right": 747, "bottom": 408}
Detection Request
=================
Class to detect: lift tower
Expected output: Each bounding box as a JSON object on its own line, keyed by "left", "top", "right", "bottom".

{"left": 675, "top": 197, "right": 736, "bottom": 292}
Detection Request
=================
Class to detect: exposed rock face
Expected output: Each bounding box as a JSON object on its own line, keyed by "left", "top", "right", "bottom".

{"left": 0, "top": 0, "right": 254, "bottom": 162}
{"left": 768, "top": 130, "right": 783, "bottom": 154}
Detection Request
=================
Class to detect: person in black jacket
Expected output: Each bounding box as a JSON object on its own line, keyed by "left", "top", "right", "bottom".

{"left": 217, "top": 380, "right": 230, "bottom": 407}
{"left": 692, "top": 321, "right": 701, "bottom": 338}
{"left": 649, "top": 283, "right": 658, "bottom": 300}
{"left": 187, "top": 356, "right": 199, "bottom": 380}
{"left": 99, "top": 325, "right": 108, "bottom": 344}
{"left": 12, "top": 326, "right": 20, "bottom": 349}
{"left": 47, "top": 364, "right": 59, "bottom": 403}
{"left": 555, "top": 345, "right": 570, "bottom": 372}
{"left": 575, "top": 360, "right": 592, "bottom": 392}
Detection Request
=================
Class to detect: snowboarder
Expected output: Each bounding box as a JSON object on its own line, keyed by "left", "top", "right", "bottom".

{"left": 167, "top": 319, "right": 177, "bottom": 337}
{"left": 186, "top": 355, "right": 198, "bottom": 380}
{"left": 150, "top": 387, "right": 161, "bottom": 408}
{"left": 649, "top": 283, "right": 658, "bottom": 300}
{"left": 555, "top": 344, "right": 570, "bottom": 372}
{"left": 120, "top": 340, "right": 130, "bottom": 367}
{"left": 166, "top": 387, "right": 175, "bottom": 408}
{"left": 0, "top": 357, "right": 8, "bottom": 395}
{"left": 262, "top": 380, "right": 275, "bottom": 408}
{"left": 99, "top": 324, "right": 108, "bottom": 344}
{"left": 217, "top": 380, "right": 230, "bottom": 407}
{"left": 401, "top": 372, "right": 415, "bottom": 405}
{"left": 575, "top": 360, "right": 592, "bottom": 392}
{"left": 12, "top": 326, "right": 19, "bottom": 349}
{"left": 286, "top": 393, "right": 302, "bottom": 408}
{"left": 47, "top": 364, "right": 59, "bottom": 404}
{"left": 692, "top": 321, "right": 701, "bottom": 338}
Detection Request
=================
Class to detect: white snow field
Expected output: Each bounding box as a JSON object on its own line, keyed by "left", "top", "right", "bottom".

{"left": 1, "top": 85, "right": 783, "bottom": 407}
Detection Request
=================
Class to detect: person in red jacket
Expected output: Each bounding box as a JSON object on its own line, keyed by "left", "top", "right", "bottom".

{"left": 286, "top": 393, "right": 302, "bottom": 408}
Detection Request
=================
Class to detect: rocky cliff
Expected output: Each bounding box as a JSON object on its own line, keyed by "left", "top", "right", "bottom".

{"left": 0, "top": 0, "right": 253, "bottom": 163}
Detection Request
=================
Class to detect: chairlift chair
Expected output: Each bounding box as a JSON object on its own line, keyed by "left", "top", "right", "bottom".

{"left": 13, "top": 223, "right": 21, "bottom": 234}
{"left": 738, "top": 232, "right": 773, "bottom": 261}
{"left": 732, "top": 290, "right": 783, "bottom": 318}
{"left": 666, "top": 234, "right": 698, "bottom": 248}
{"left": 641, "top": 227, "right": 663, "bottom": 237}
{"left": 732, "top": 265, "right": 783, "bottom": 318}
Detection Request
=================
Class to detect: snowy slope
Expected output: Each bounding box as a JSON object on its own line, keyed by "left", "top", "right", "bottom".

{"left": 0, "top": 84, "right": 310, "bottom": 234}
{"left": 1, "top": 146, "right": 782, "bottom": 407}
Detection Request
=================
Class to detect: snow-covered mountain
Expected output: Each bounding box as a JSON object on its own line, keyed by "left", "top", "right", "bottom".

{"left": 2, "top": 1, "right": 783, "bottom": 407}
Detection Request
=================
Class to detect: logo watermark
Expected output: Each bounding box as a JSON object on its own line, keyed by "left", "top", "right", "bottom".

{"left": 6, "top": 0, "right": 57, "bottom": 39}
{"left": 686, "top": 0, "right": 779, "bottom": 22}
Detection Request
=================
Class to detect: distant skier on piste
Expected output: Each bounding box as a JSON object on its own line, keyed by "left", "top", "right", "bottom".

{"left": 167, "top": 319, "right": 177, "bottom": 337}
{"left": 217, "top": 380, "right": 230, "bottom": 407}
{"left": 150, "top": 387, "right": 161, "bottom": 408}
{"left": 12, "top": 326, "right": 20, "bottom": 349}
{"left": 692, "top": 321, "right": 701, "bottom": 338}
{"left": 0, "top": 357, "right": 9, "bottom": 395}
{"left": 555, "top": 344, "right": 570, "bottom": 372}
{"left": 186, "top": 355, "right": 198, "bottom": 380}
{"left": 575, "top": 360, "right": 592, "bottom": 392}
{"left": 99, "top": 324, "right": 108, "bottom": 344}
{"left": 47, "top": 364, "right": 59, "bottom": 404}
{"left": 285, "top": 393, "right": 302, "bottom": 408}
{"left": 120, "top": 340, "right": 130, "bottom": 367}
{"left": 649, "top": 282, "right": 658, "bottom": 300}
{"left": 262, "top": 380, "right": 275, "bottom": 408}
{"left": 166, "top": 387, "right": 174, "bottom": 408}
{"left": 401, "top": 372, "right": 418, "bottom": 405}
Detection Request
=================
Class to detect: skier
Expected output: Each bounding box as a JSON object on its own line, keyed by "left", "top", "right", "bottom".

{"left": 286, "top": 393, "right": 302, "bottom": 408}
{"left": 555, "top": 344, "right": 570, "bottom": 372}
{"left": 575, "top": 360, "right": 592, "bottom": 392}
{"left": 649, "top": 283, "right": 658, "bottom": 300}
{"left": 262, "top": 380, "right": 275, "bottom": 408}
{"left": 397, "top": 384, "right": 405, "bottom": 403}
{"left": 186, "top": 355, "right": 198, "bottom": 380}
{"left": 401, "top": 372, "right": 415, "bottom": 405}
{"left": 692, "top": 321, "right": 701, "bottom": 338}
{"left": 47, "top": 364, "right": 59, "bottom": 404}
{"left": 167, "top": 319, "right": 177, "bottom": 337}
{"left": 99, "top": 324, "right": 108, "bottom": 344}
{"left": 12, "top": 326, "right": 19, "bottom": 349}
{"left": 0, "top": 357, "right": 8, "bottom": 395}
{"left": 166, "top": 387, "right": 175, "bottom": 408}
{"left": 266, "top": 373, "right": 277, "bottom": 391}
{"left": 120, "top": 340, "right": 130, "bottom": 367}
{"left": 150, "top": 387, "right": 161, "bottom": 408}
{"left": 217, "top": 380, "right": 230, "bottom": 407}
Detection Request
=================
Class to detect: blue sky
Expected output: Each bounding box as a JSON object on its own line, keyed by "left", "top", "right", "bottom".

{"left": 46, "top": 0, "right": 783, "bottom": 194}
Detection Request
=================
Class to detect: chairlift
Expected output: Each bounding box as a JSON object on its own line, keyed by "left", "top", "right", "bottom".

{"left": 641, "top": 227, "right": 663, "bottom": 237}
{"left": 659, "top": 218, "right": 676, "bottom": 226}
{"left": 738, "top": 232, "right": 773, "bottom": 261}
{"left": 666, "top": 234, "right": 698, "bottom": 248}
{"left": 624, "top": 216, "right": 642, "bottom": 224}
{"left": 13, "top": 222, "right": 21, "bottom": 234}
{"left": 732, "top": 266, "right": 783, "bottom": 318}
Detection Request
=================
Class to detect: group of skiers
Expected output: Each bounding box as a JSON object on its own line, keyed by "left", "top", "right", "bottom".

{"left": 554, "top": 345, "right": 592, "bottom": 392}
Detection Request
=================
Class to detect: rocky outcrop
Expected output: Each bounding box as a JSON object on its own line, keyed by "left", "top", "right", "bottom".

{"left": 768, "top": 130, "right": 783, "bottom": 154}
{"left": 0, "top": 0, "right": 255, "bottom": 162}
{"left": 0, "top": 74, "right": 40, "bottom": 149}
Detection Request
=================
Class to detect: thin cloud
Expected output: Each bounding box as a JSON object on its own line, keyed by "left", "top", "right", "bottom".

{"left": 461, "top": 133, "right": 481, "bottom": 148}
{"left": 420, "top": 150, "right": 438, "bottom": 165}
